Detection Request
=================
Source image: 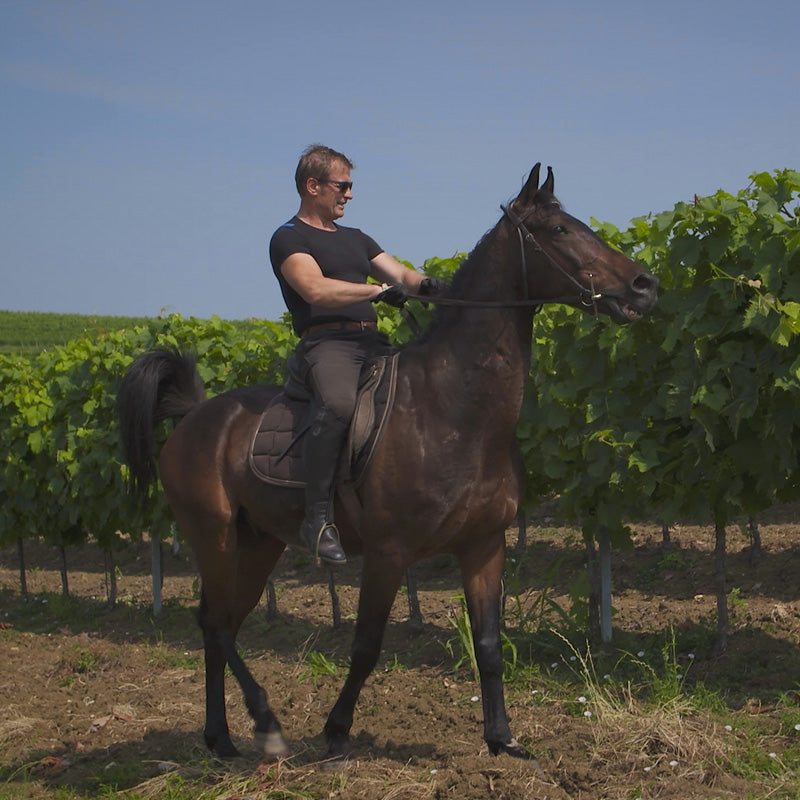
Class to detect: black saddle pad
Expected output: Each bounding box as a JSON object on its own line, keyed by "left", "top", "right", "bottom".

{"left": 249, "top": 352, "right": 399, "bottom": 488}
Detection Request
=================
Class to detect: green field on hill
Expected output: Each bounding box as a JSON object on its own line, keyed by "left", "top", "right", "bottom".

{"left": 0, "top": 310, "right": 271, "bottom": 357}
{"left": 0, "top": 310, "right": 154, "bottom": 356}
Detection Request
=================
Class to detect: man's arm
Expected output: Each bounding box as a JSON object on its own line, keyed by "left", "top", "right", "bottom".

{"left": 369, "top": 252, "right": 425, "bottom": 293}
{"left": 280, "top": 252, "right": 386, "bottom": 308}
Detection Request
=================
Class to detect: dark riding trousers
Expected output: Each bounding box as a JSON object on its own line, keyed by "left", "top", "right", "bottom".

{"left": 293, "top": 328, "right": 391, "bottom": 426}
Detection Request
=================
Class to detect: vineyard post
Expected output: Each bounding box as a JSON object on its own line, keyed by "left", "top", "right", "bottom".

{"left": 104, "top": 548, "right": 117, "bottom": 608}
{"left": 405, "top": 568, "right": 423, "bottom": 631}
{"left": 151, "top": 534, "right": 163, "bottom": 615}
{"left": 326, "top": 567, "right": 341, "bottom": 628}
{"left": 58, "top": 543, "right": 69, "bottom": 596}
{"left": 265, "top": 578, "right": 277, "bottom": 620}
{"left": 598, "top": 529, "right": 613, "bottom": 643}
{"left": 17, "top": 538, "right": 27, "bottom": 595}
{"left": 584, "top": 536, "right": 601, "bottom": 643}
{"left": 713, "top": 521, "right": 729, "bottom": 656}
{"left": 747, "top": 516, "right": 762, "bottom": 566}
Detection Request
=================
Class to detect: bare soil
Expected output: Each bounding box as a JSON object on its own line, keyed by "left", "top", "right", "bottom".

{"left": 2, "top": 508, "right": 800, "bottom": 799}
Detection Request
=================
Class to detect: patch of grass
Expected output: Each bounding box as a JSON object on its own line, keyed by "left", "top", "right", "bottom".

{"left": 382, "top": 653, "right": 407, "bottom": 672}
{"left": 777, "top": 688, "right": 800, "bottom": 734}
{"left": 297, "top": 650, "right": 339, "bottom": 687}
{"left": 103, "top": 759, "right": 430, "bottom": 800}
{"left": 146, "top": 645, "right": 201, "bottom": 670}
{"left": 503, "top": 549, "right": 575, "bottom": 635}
{"left": 444, "top": 593, "right": 478, "bottom": 681}
{"left": 89, "top": 759, "right": 147, "bottom": 793}
{"left": 534, "top": 629, "right": 800, "bottom": 793}
{"left": 444, "top": 593, "right": 529, "bottom": 686}
{"left": 730, "top": 585, "right": 748, "bottom": 611}
{"left": 72, "top": 648, "right": 99, "bottom": 674}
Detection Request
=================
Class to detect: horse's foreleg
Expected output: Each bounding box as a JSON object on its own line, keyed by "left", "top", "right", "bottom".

{"left": 323, "top": 559, "right": 404, "bottom": 760}
{"left": 458, "top": 534, "right": 534, "bottom": 761}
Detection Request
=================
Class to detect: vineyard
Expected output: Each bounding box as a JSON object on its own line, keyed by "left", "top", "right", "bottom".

{"left": 1, "top": 169, "right": 800, "bottom": 798}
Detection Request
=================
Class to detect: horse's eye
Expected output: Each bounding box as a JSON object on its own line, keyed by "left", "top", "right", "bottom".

{"left": 552, "top": 225, "right": 567, "bottom": 235}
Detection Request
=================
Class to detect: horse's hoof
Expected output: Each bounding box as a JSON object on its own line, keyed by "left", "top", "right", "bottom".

{"left": 488, "top": 737, "right": 534, "bottom": 760}
{"left": 488, "top": 738, "right": 547, "bottom": 778}
{"left": 319, "top": 754, "right": 349, "bottom": 772}
{"left": 206, "top": 735, "right": 241, "bottom": 759}
{"left": 255, "top": 730, "right": 289, "bottom": 759}
{"left": 324, "top": 731, "right": 352, "bottom": 764}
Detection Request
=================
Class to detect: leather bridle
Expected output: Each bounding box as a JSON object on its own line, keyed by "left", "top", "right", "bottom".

{"left": 500, "top": 202, "right": 602, "bottom": 311}
{"left": 406, "top": 203, "right": 603, "bottom": 311}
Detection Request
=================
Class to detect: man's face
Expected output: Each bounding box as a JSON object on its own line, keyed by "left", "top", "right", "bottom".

{"left": 310, "top": 161, "right": 353, "bottom": 221}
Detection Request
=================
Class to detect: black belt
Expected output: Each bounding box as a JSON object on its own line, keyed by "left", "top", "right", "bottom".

{"left": 301, "top": 320, "right": 378, "bottom": 337}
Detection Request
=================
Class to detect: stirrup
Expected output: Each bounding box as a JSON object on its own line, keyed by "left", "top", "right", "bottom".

{"left": 304, "top": 519, "right": 347, "bottom": 566}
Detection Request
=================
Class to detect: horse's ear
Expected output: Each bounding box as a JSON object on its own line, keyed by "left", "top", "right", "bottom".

{"left": 542, "top": 166, "right": 554, "bottom": 195}
{"left": 515, "top": 162, "right": 541, "bottom": 207}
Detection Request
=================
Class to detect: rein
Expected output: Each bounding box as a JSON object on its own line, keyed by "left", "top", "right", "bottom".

{"left": 406, "top": 204, "right": 602, "bottom": 311}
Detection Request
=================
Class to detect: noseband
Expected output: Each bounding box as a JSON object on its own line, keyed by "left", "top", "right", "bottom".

{"left": 500, "top": 203, "right": 602, "bottom": 311}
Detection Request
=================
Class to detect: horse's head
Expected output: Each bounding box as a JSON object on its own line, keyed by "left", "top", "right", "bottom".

{"left": 506, "top": 164, "right": 658, "bottom": 323}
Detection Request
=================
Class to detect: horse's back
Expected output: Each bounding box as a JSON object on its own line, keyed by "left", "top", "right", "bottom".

{"left": 160, "top": 383, "right": 283, "bottom": 510}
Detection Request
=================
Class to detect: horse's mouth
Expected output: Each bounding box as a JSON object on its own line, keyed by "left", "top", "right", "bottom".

{"left": 604, "top": 297, "right": 646, "bottom": 324}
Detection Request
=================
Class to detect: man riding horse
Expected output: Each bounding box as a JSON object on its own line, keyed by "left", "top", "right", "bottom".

{"left": 269, "top": 144, "right": 444, "bottom": 566}
{"left": 119, "top": 158, "right": 658, "bottom": 764}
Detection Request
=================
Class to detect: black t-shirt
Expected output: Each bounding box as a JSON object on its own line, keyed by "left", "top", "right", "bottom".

{"left": 269, "top": 216, "right": 384, "bottom": 334}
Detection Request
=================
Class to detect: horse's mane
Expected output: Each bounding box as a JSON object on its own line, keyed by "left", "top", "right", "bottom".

{"left": 411, "top": 223, "right": 499, "bottom": 345}
{"left": 415, "top": 190, "right": 554, "bottom": 346}
{"left": 409, "top": 189, "right": 560, "bottom": 346}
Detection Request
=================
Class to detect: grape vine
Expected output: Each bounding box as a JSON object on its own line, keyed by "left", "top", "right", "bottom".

{"left": 2, "top": 170, "right": 798, "bottom": 636}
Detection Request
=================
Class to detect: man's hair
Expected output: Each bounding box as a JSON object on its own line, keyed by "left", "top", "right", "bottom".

{"left": 295, "top": 144, "right": 354, "bottom": 196}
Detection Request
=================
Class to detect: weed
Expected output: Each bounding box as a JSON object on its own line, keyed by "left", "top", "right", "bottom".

{"left": 146, "top": 646, "right": 201, "bottom": 670}
{"left": 90, "top": 759, "right": 145, "bottom": 792}
{"left": 445, "top": 593, "right": 521, "bottom": 684}
{"left": 658, "top": 548, "right": 688, "bottom": 572}
{"left": 621, "top": 628, "right": 689, "bottom": 706}
{"left": 777, "top": 688, "right": 800, "bottom": 735}
{"left": 503, "top": 551, "right": 574, "bottom": 633}
{"left": 730, "top": 586, "right": 748, "bottom": 610}
{"left": 589, "top": 679, "right": 723, "bottom": 774}
{"left": 445, "top": 594, "right": 478, "bottom": 681}
{"left": 383, "top": 653, "right": 406, "bottom": 672}
{"left": 298, "top": 650, "right": 338, "bottom": 686}
{"left": 72, "top": 648, "right": 99, "bottom": 674}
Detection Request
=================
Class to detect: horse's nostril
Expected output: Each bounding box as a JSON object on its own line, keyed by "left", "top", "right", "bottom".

{"left": 633, "top": 272, "right": 659, "bottom": 293}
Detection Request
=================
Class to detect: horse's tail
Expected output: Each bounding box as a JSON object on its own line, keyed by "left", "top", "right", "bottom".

{"left": 118, "top": 346, "right": 206, "bottom": 505}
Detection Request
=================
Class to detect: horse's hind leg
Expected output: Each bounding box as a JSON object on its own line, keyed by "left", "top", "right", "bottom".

{"left": 195, "top": 523, "right": 287, "bottom": 758}
{"left": 323, "top": 558, "right": 404, "bottom": 760}
{"left": 199, "top": 590, "right": 239, "bottom": 757}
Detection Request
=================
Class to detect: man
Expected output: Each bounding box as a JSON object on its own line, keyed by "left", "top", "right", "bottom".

{"left": 269, "top": 144, "right": 442, "bottom": 566}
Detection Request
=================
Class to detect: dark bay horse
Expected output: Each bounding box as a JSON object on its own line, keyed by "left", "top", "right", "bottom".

{"left": 118, "top": 164, "right": 658, "bottom": 764}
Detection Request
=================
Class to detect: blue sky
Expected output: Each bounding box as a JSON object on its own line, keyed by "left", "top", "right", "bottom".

{"left": 2, "top": 0, "right": 797, "bottom": 322}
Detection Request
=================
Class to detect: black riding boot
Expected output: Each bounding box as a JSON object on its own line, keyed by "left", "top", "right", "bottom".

{"left": 300, "top": 409, "right": 347, "bottom": 566}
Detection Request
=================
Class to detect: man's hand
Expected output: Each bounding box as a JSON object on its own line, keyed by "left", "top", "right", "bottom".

{"left": 418, "top": 277, "right": 448, "bottom": 296}
{"left": 372, "top": 284, "right": 409, "bottom": 308}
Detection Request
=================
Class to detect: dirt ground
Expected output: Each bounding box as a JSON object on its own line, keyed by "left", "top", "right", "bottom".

{"left": 2, "top": 508, "right": 800, "bottom": 799}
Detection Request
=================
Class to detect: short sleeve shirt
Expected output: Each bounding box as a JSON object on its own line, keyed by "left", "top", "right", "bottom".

{"left": 269, "top": 217, "right": 384, "bottom": 335}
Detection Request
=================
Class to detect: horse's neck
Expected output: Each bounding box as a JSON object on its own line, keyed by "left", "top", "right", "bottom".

{"left": 418, "top": 233, "right": 534, "bottom": 428}
{"left": 434, "top": 309, "right": 532, "bottom": 406}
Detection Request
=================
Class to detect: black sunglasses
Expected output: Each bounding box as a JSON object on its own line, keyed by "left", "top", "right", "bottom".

{"left": 316, "top": 178, "right": 353, "bottom": 192}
